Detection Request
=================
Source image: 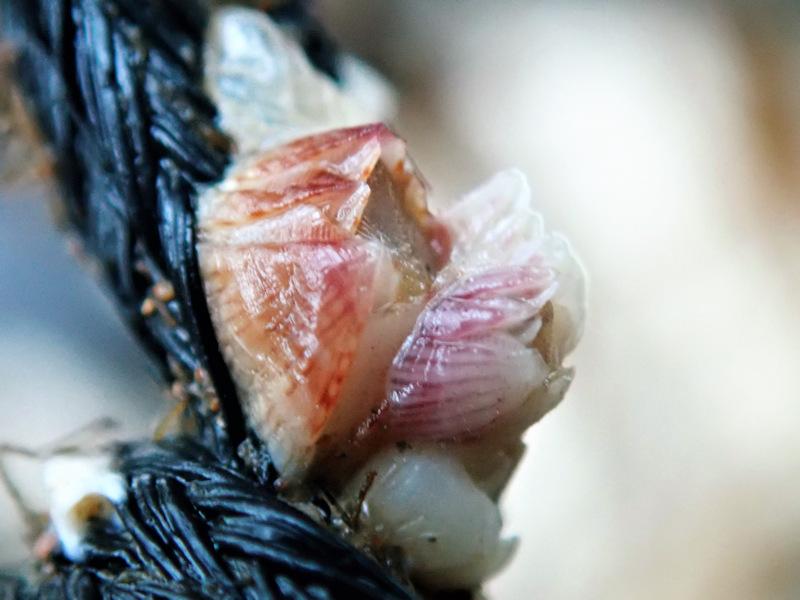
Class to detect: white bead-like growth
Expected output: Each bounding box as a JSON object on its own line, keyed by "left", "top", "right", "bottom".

{"left": 346, "top": 445, "right": 518, "bottom": 590}
{"left": 43, "top": 455, "right": 125, "bottom": 561}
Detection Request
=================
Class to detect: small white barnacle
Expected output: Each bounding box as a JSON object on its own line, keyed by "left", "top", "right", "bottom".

{"left": 43, "top": 454, "right": 126, "bottom": 561}
{"left": 204, "top": 6, "right": 395, "bottom": 154}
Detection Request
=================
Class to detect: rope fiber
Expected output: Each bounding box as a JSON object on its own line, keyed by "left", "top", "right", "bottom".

{"left": 0, "top": 1, "right": 423, "bottom": 598}
{"left": 3, "top": 439, "right": 417, "bottom": 600}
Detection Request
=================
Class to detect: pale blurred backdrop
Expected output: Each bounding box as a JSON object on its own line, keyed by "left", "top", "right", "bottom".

{"left": 3, "top": 1, "right": 800, "bottom": 598}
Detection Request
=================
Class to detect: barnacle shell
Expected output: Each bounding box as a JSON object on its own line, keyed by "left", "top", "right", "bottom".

{"left": 441, "top": 169, "right": 586, "bottom": 364}
{"left": 370, "top": 169, "right": 586, "bottom": 446}
{"left": 382, "top": 265, "right": 559, "bottom": 441}
{"left": 205, "top": 7, "right": 395, "bottom": 154}
{"left": 198, "top": 123, "right": 450, "bottom": 481}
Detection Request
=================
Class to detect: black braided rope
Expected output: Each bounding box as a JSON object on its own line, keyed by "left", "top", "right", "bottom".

{"left": 0, "top": 1, "right": 425, "bottom": 598}
{"left": 3, "top": 0, "right": 240, "bottom": 455}
{"left": 1, "top": 440, "right": 417, "bottom": 600}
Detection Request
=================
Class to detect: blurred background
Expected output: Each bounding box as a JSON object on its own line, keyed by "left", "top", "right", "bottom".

{"left": 2, "top": 1, "right": 800, "bottom": 598}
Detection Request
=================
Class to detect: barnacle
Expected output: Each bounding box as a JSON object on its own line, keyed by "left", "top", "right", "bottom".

{"left": 197, "top": 8, "right": 586, "bottom": 589}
